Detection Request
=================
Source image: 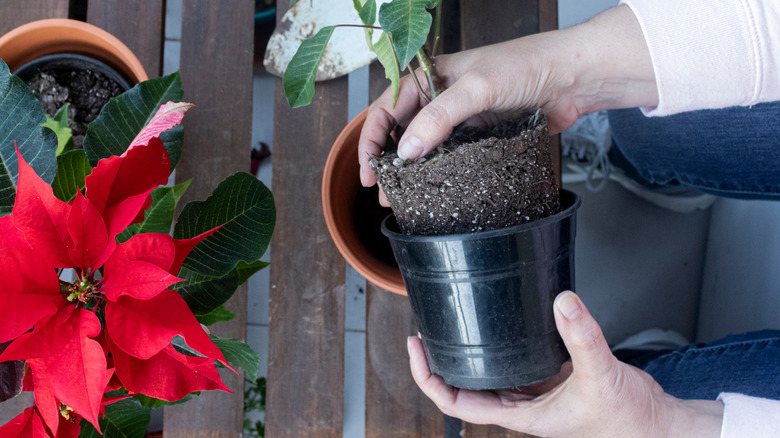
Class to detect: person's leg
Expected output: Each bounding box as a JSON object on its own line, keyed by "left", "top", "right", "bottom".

{"left": 622, "top": 330, "right": 780, "bottom": 400}
{"left": 608, "top": 102, "right": 780, "bottom": 200}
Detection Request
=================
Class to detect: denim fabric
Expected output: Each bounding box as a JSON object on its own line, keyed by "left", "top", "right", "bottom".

{"left": 620, "top": 330, "right": 780, "bottom": 401}
{"left": 607, "top": 102, "right": 780, "bottom": 200}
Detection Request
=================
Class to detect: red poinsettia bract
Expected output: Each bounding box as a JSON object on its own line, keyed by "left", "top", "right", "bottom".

{"left": 0, "top": 102, "right": 234, "bottom": 437}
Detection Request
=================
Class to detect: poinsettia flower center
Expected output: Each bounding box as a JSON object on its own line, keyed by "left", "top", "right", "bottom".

{"left": 62, "top": 271, "right": 103, "bottom": 308}
{"left": 59, "top": 403, "right": 77, "bottom": 423}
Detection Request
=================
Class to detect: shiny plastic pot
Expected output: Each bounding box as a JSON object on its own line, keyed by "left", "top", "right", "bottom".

{"left": 382, "top": 189, "right": 581, "bottom": 389}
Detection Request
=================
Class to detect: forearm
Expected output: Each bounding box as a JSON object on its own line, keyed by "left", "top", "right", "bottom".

{"left": 552, "top": 4, "right": 658, "bottom": 116}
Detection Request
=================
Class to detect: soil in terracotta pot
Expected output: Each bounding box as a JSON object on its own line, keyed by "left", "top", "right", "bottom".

{"left": 371, "top": 113, "right": 560, "bottom": 236}
{"left": 26, "top": 68, "right": 124, "bottom": 148}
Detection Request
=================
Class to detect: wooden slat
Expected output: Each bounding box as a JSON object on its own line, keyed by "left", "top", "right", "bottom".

{"left": 264, "top": 3, "right": 349, "bottom": 437}
{"left": 87, "top": 0, "right": 165, "bottom": 77}
{"left": 0, "top": 0, "right": 68, "bottom": 35}
{"left": 163, "top": 1, "right": 255, "bottom": 436}
{"left": 365, "top": 284, "right": 444, "bottom": 437}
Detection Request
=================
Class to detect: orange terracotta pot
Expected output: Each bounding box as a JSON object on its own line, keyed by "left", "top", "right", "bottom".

{"left": 0, "top": 18, "right": 147, "bottom": 84}
{"left": 322, "top": 108, "right": 407, "bottom": 295}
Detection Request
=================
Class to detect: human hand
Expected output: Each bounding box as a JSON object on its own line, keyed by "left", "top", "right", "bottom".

{"left": 408, "top": 291, "right": 724, "bottom": 437}
{"left": 358, "top": 5, "right": 658, "bottom": 202}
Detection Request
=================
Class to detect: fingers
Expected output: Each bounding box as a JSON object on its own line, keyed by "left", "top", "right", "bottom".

{"left": 553, "top": 291, "right": 617, "bottom": 380}
{"left": 396, "top": 75, "right": 491, "bottom": 160}
{"left": 358, "top": 72, "right": 429, "bottom": 187}
{"left": 407, "top": 336, "right": 459, "bottom": 408}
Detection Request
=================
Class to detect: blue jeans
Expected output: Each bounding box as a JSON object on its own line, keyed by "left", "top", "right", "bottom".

{"left": 608, "top": 104, "right": 780, "bottom": 400}
{"left": 617, "top": 331, "right": 780, "bottom": 401}
{"left": 608, "top": 102, "right": 780, "bottom": 201}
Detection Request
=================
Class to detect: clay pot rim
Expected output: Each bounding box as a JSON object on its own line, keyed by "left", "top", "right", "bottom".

{"left": 322, "top": 108, "right": 408, "bottom": 296}
{"left": 0, "top": 18, "right": 147, "bottom": 84}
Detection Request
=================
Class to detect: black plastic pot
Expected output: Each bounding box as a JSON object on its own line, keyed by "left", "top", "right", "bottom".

{"left": 381, "top": 189, "right": 581, "bottom": 389}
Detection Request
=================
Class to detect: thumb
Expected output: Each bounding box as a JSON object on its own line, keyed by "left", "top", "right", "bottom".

{"left": 553, "top": 291, "right": 616, "bottom": 379}
{"left": 397, "top": 78, "right": 491, "bottom": 160}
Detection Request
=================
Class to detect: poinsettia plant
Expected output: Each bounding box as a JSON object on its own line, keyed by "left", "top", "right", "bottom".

{"left": 0, "top": 57, "right": 274, "bottom": 437}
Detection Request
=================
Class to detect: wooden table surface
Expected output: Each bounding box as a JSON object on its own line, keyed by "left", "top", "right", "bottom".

{"left": 0, "top": 1, "right": 557, "bottom": 436}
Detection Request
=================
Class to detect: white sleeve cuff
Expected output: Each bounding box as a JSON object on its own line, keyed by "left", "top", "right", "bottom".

{"left": 718, "top": 393, "right": 780, "bottom": 438}
{"left": 620, "top": 0, "right": 780, "bottom": 116}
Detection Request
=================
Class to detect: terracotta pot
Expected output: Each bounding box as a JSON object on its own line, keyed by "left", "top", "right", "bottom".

{"left": 322, "top": 108, "right": 407, "bottom": 295}
{"left": 0, "top": 18, "right": 147, "bottom": 84}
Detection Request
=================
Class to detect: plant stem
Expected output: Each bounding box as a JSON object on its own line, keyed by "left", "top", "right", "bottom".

{"left": 415, "top": 47, "right": 442, "bottom": 100}
{"left": 432, "top": 2, "right": 442, "bottom": 56}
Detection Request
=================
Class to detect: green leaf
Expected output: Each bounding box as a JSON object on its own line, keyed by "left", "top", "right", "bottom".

{"left": 51, "top": 149, "right": 91, "bottom": 202}
{"left": 173, "top": 172, "right": 275, "bottom": 277}
{"left": 196, "top": 305, "right": 236, "bottom": 326}
{"left": 211, "top": 336, "right": 260, "bottom": 382}
{"left": 0, "top": 58, "right": 58, "bottom": 216}
{"left": 283, "top": 26, "right": 336, "bottom": 108}
{"left": 378, "top": 0, "right": 439, "bottom": 69}
{"left": 42, "top": 103, "right": 73, "bottom": 156}
{"left": 116, "top": 179, "right": 191, "bottom": 243}
{"left": 359, "top": 0, "right": 377, "bottom": 26}
{"left": 134, "top": 393, "right": 194, "bottom": 410}
{"left": 373, "top": 33, "right": 401, "bottom": 106}
{"left": 235, "top": 259, "right": 270, "bottom": 285}
{"left": 171, "top": 335, "right": 206, "bottom": 357}
{"left": 172, "top": 266, "right": 240, "bottom": 315}
{"left": 78, "top": 398, "right": 151, "bottom": 438}
{"left": 83, "top": 71, "right": 183, "bottom": 169}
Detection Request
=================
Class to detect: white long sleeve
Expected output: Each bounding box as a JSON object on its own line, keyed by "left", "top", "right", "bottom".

{"left": 620, "top": 0, "right": 780, "bottom": 116}
{"left": 718, "top": 393, "right": 780, "bottom": 438}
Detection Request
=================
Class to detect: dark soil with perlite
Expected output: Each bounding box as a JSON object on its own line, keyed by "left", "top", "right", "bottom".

{"left": 371, "top": 113, "right": 561, "bottom": 235}
{"left": 26, "top": 68, "right": 123, "bottom": 147}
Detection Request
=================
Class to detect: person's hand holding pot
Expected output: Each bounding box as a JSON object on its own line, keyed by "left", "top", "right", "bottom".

{"left": 408, "top": 291, "right": 725, "bottom": 437}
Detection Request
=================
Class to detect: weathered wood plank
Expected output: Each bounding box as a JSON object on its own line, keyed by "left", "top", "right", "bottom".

{"left": 0, "top": 0, "right": 68, "bottom": 36}
{"left": 87, "top": 0, "right": 165, "bottom": 77}
{"left": 264, "top": 3, "right": 349, "bottom": 437}
{"left": 365, "top": 285, "right": 445, "bottom": 437}
{"left": 164, "top": 1, "right": 255, "bottom": 436}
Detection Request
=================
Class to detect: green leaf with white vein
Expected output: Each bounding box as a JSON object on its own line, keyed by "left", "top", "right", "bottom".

{"left": 51, "top": 149, "right": 91, "bottom": 202}
{"left": 378, "top": 0, "right": 439, "bottom": 69}
{"left": 0, "top": 58, "right": 58, "bottom": 216}
{"left": 373, "top": 33, "right": 401, "bottom": 106}
{"left": 211, "top": 335, "right": 260, "bottom": 382}
{"left": 78, "top": 398, "right": 151, "bottom": 438}
{"left": 283, "top": 26, "right": 336, "bottom": 108}
{"left": 173, "top": 172, "right": 275, "bottom": 277}
{"left": 117, "top": 179, "right": 191, "bottom": 243}
{"left": 83, "top": 71, "right": 183, "bottom": 169}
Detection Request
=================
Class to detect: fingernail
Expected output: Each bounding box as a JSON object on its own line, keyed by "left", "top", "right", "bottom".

{"left": 556, "top": 292, "right": 582, "bottom": 320}
{"left": 398, "top": 136, "right": 424, "bottom": 160}
{"left": 360, "top": 170, "right": 368, "bottom": 186}
{"left": 407, "top": 336, "right": 413, "bottom": 354}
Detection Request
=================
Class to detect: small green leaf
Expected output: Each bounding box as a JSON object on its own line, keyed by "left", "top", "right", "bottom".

{"left": 378, "top": 0, "right": 439, "bottom": 69}
{"left": 51, "top": 149, "right": 91, "bottom": 202}
{"left": 78, "top": 398, "right": 151, "bottom": 438}
{"left": 235, "top": 259, "right": 270, "bottom": 285}
{"left": 173, "top": 172, "right": 275, "bottom": 278}
{"left": 359, "top": 0, "right": 377, "bottom": 26}
{"left": 42, "top": 103, "right": 73, "bottom": 156}
{"left": 134, "top": 393, "right": 194, "bottom": 410}
{"left": 373, "top": 33, "right": 401, "bottom": 106}
{"left": 0, "top": 58, "right": 58, "bottom": 216}
{"left": 83, "top": 71, "right": 183, "bottom": 169}
{"left": 116, "top": 179, "right": 191, "bottom": 243}
{"left": 283, "top": 26, "right": 336, "bottom": 108}
{"left": 211, "top": 336, "right": 260, "bottom": 382}
{"left": 172, "top": 267, "right": 240, "bottom": 315}
{"left": 196, "top": 305, "right": 236, "bottom": 326}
